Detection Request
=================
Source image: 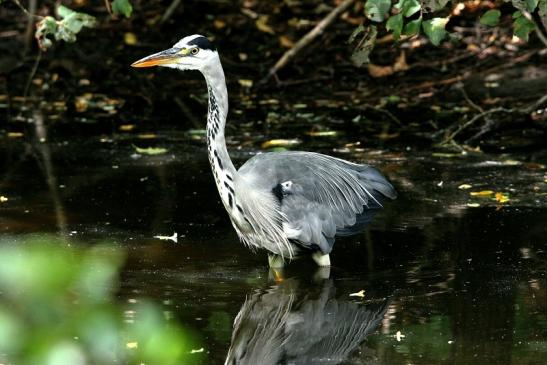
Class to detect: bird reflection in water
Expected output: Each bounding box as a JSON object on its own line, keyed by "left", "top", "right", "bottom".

{"left": 225, "top": 273, "right": 389, "bottom": 365}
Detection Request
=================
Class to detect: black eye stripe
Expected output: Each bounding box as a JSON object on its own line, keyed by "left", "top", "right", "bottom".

{"left": 187, "top": 36, "right": 215, "bottom": 51}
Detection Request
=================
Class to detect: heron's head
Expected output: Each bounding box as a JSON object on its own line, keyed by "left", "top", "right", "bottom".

{"left": 131, "top": 34, "right": 217, "bottom": 72}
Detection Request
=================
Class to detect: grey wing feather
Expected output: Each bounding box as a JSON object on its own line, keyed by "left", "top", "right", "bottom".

{"left": 238, "top": 151, "right": 396, "bottom": 254}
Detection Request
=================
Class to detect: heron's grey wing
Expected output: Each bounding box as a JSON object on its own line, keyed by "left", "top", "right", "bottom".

{"left": 237, "top": 151, "right": 396, "bottom": 253}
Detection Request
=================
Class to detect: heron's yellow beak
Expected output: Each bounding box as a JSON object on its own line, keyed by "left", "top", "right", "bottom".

{"left": 131, "top": 47, "right": 187, "bottom": 68}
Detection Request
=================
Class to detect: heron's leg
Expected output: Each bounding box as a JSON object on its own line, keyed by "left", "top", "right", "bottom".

{"left": 313, "top": 267, "right": 331, "bottom": 281}
{"left": 268, "top": 254, "right": 285, "bottom": 269}
{"left": 312, "top": 252, "right": 331, "bottom": 267}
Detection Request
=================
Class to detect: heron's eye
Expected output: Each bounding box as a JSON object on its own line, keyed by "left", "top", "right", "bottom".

{"left": 191, "top": 48, "right": 199, "bottom": 55}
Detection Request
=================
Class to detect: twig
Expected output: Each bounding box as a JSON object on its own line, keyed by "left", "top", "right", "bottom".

{"left": 23, "top": 51, "right": 42, "bottom": 100}
{"left": 444, "top": 107, "right": 514, "bottom": 143}
{"left": 11, "top": 0, "right": 30, "bottom": 15}
{"left": 104, "top": 0, "right": 112, "bottom": 14}
{"left": 161, "top": 0, "right": 183, "bottom": 24}
{"left": 23, "top": 0, "right": 37, "bottom": 55}
{"left": 360, "top": 104, "right": 402, "bottom": 125}
{"left": 521, "top": 10, "right": 547, "bottom": 48}
{"left": 261, "top": 0, "right": 355, "bottom": 84}
{"left": 459, "top": 85, "right": 483, "bottom": 113}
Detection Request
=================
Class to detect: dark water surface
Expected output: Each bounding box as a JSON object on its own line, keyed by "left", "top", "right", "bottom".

{"left": 1, "top": 130, "right": 546, "bottom": 365}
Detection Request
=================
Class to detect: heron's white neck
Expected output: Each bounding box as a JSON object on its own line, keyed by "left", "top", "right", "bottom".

{"left": 202, "top": 55, "right": 238, "bottom": 210}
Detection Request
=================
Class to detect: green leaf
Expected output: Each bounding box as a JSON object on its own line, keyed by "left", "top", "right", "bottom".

{"left": 403, "top": 17, "right": 422, "bottom": 36}
{"left": 402, "top": 0, "right": 421, "bottom": 17}
{"left": 112, "top": 0, "right": 133, "bottom": 18}
{"left": 480, "top": 9, "right": 501, "bottom": 26}
{"left": 422, "top": 0, "right": 450, "bottom": 12}
{"left": 387, "top": 14, "right": 404, "bottom": 40}
{"left": 525, "top": 0, "right": 539, "bottom": 10}
{"left": 422, "top": 17, "right": 449, "bottom": 46}
{"left": 364, "top": 0, "right": 392, "bottom": 22}
{"left": 350, "top": 25, "right": 377, "bottom": 66}
{"left": 512, "top": 0, "right": 538, "bottom": 11}
{"left": 539, "top": 0, "right": 547, "bottom": 30}
{"left": 513, "top": 14, "right": 536, "bottom": 40}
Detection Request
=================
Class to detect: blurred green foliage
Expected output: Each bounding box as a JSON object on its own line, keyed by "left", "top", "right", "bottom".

{"left": 352, "top": 0, "right": 547, "bottom": 65}
{"left": 0, "top": 236, "right": 204, "bottom": 365}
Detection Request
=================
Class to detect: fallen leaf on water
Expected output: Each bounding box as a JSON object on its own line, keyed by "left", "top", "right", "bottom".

{"left": 279, "top": 35, "right": 294, "bottom": 48}
{"left": 467, "top": 203, "right": 480, "bottom": 207}
{"left": 494, "top": 192, "right": 509, "bottom": 203}
{"left": 458, "top": 184, "right": 472, "bottom": 190}
{"left": 238, "top": 79, "right": 253, "bottom": 88}
{"left": 124, "top": 32, "right": 137, "bottom": 45}
{"left": 126, "top": 342, "right": 138, "bottom": 349}
{"left": 524, "top": 162, "right": 545, "bottom": 170}
{"left": 190, "top": 348, "right": 204, "bottom": 354}
{"left": 261, "top": 139, "right": 301, "bottom": 149}
{"left": 7, "top": 132, "right": 23, "bottom": 138}
{"left": 137, "top": 133, "right": 156, "bottom": 139}
{"left": 119, "top": 124, "right": 135, "bottom": 131}
{"left": 153, "top": 232, "right": 178, "bottom": 243}
{"left": 502, "top": 159, "right": 521, "bottom": 166}
{"left": 213, "top": 18, "right": 226, "bottom": 29}
{"left": 134, "top": 145, "right": 168, "bottom": 155}
{"left": 256, "top": 15, "right": 275, "bottom": 34}
{"left": 349, "top": 290, "right": 365, "bottom": 298}
{"left": 470, "top": 190, "right": 494, "bottom": 197}
{"left": 432, "top": 152, "right": 459, "bottom": 158}
{"left": 395, "top": 331, "right": 406, "bottom": 341}
{"left": 0, "top": 196, "right": 8, "bottom": 203}
{"left": 307, "top": 131, "right": 338, "bottom": 137}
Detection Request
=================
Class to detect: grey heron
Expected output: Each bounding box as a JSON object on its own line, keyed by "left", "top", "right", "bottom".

{"left": 132, "top": 35, "right": 396, "bottom": 268}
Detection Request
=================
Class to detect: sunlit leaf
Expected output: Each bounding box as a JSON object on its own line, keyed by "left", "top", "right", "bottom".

{"left": 401, "top": 0, "right": 421, "bottom": 17}
{"left": 470, "top": 190, "right": 495, "bottom": 196}
{"left": 387, "top": 14, "right": 404, "bottom": 40}
{"left": 458, "top": 184, "right": 472, "bottom": 190}
{"left": 494, "top": 192, "right": 510, "bottom": 203}
{"left": 422, "top": 17, "right": 449, "bottom": 46}
{"left": 112, "top": 0, "right": 133, "bottom": 18}
{"left": 480, "top": 9, "right": 501, "bottom": 26}
{"left": 134, "top": 145, "right": 168, "bottom": 155}
{"left": 364, "top": 0, "right": 391, "bottom": 22}
{"left": 261, "top": 139, "right": 301, "bottom": 149}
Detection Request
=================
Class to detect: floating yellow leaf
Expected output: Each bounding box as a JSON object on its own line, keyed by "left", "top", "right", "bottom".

{"left": 279, "top": 35, "right": 294, "bottom": 48}
{"left": 190, "top": 348, "right": 204, "bottom": 354}
{"left": 458, "top": 184, "right": 472, "bottom": 190}
{"left": 134, "top": 145, "right": 168, "bottom": 155}
{"left": 0, "top": 196, "right": 8, "bottom": 203}
{"left": 137, "top": 133, "right": 156, "bottom": 139}
{"left": 307, "top": 131, "right": 338, "bottom": 137}
{"left": 261, "top": 139, "right": 301, "bottom": 149}
{"left": 470, "top": 190, "right": 494, "bottom": 197}
{"left": 256, "top": 15, "right": 275, "bottom": 34}
{"left": 467, "top": 203, "right": 480, "bottom": 207}
{"left": 7, "top": 132, "right": 23, "bottom": 138}
{"left": 119, "top": 124, "right": 135, "bottom": 131}
{"left": 349, "top": 290, "right": 365, "bottom": 298}
{"left": 126, "top": 342, "right": 138, "bottom": 349}
{"left": 494, "top": 192, "right": 509, "bottom": 203}
{"left": 395, "top": 331, "right": 406, "bottom": 341}
{"left": 124, "top": 32, "right": 137, "bottom": 45}
{"left": 238, "top": 79, "right": 253, "bottom": 88}
{"left": 213, "top": 19, "right": 226, "bottom": 29}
